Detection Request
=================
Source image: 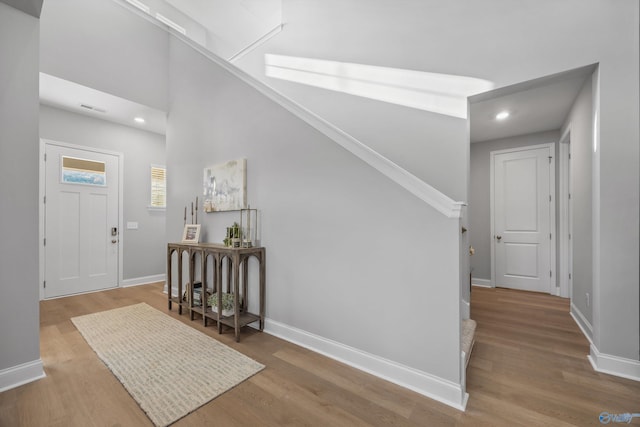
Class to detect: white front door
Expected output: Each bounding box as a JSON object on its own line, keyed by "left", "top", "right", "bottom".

{"left": 44, "top": 143, "right": 119, "bottom": 298}
{"left": 492, "top": 144, "right": 554, "bottom": 293}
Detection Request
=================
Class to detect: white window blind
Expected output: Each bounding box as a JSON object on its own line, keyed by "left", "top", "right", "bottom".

{"left": 150, "top": 165, "right": 166, "bottom": 208}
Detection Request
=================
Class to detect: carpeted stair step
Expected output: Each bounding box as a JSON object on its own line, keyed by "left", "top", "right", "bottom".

{"left": 462, "top": 319, "right": 477, "bottom": 368}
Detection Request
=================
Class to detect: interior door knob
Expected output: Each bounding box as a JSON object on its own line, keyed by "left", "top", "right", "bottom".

{"left": 496, "top": 235, "right": 502, "bottom": 241}
{"left": 112, "top": 239, "right": 117, "bottom": 244}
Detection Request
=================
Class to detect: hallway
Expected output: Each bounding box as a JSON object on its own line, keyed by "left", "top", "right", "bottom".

{"left": 465, "top": 287, "right": 640, "bottom": 425}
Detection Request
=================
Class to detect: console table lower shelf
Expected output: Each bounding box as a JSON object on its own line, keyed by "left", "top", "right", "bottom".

{"left": 166, "top": 243, "right": 265, "bottom": 342}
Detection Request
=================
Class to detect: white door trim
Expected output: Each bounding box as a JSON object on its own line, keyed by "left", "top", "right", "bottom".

{"left": 558, "top": 128, "right": 572, "bottom": 298}
{"left": 39, "top": 139, "right": 125, "bottom": 300}
{"left": 489, "top": 142, "right": 556, "bottom": 293}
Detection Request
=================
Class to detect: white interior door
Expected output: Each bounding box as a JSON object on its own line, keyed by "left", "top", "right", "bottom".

{"left": 492, "top": 145, "right": 553, "bottom": 293}
{"left": 44, "top": 143, "right": 119, "bottom": 298}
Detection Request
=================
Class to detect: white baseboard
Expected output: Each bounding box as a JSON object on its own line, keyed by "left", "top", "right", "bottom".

{"left": 121, "top": 274, "right": 165, "bottom": 288}
{"left": 569, "top": 303, "right": 594, "bottom": 345}
{"left": 461, "top": 299, "right": 470, "bottom": 319}
{"left": 162, "top": 282, "right": 179, "bottom": 298}
{"left": 588, "top": 344, "right": 640, "bottom": 382}
{"left": 471, "top": 278, "right": 492, "bottom": 287}
{"left": 264, "top": 318, "right": 468, "bottom": 411}
{"left": 0, "top": 359, "right": 46, "bottom": 393}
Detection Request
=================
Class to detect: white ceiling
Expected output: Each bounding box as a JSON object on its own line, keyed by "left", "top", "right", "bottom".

{"left": 470, "top": 65, "right": 595, "bottom": 143}
{"left": 40, "top": 73, "right": 167, "bottom": 135}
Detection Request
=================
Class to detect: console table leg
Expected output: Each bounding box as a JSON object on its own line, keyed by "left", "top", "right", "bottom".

{"left": 217, "top": 255, "right": 223, "bottom": 334}
{"left": 177, "top": 252, "right": 183, "bottom": 315}
{"left": 234, "top": 253, "right": 240, "bottom": 342}
{"left": 259, "top": 250, "right": 266, "bottom": 332}
{"left": 202, "top": 254, "right": 208, "bottom": 327}
{"left": 167, "top": 249, "right": 173, "bottom": 311}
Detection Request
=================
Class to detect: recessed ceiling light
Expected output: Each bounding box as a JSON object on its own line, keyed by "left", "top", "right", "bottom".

{"left": 134, "top": 117, "right": 146, "bottom": 124}
{"left": 496, "top": 111, "right": 510, "bottom": 120}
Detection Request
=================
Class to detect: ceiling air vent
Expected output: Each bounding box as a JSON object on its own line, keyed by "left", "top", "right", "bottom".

{"left": 80, "top": 104, "right": 107, "bottom": 114}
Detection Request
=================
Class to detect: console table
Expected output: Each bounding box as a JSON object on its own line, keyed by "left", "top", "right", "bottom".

{"left": 166, "top": 242, "right": 265, "bottom": 342}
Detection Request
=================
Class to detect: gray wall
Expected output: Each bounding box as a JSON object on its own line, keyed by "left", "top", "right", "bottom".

{"left": 561, "top": 75, "right": 594, "bottom": 327}
{"left": 40, "top": 0, "right": 169, "bottom": 111}
{"left": 237, "top": 0, "right": 639, "bottom": 362}
{"left": 40, "top": 105, "right": 166, "bottom": 280}
{"left": 0, "top": 2, "right": 41, "bottom": 372}
{"left": 0, "top": 0, "right": 42, "bottom": 17}
{"left": 469, "top": 130, "right": 560, "bottom": 282}
{"left": 236, "top": 0, "right": 471, "bottom": 201}
{"left": 167, "top": 37, "right": 463, "bottom": 383}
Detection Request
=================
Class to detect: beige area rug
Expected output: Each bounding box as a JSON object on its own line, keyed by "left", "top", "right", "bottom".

{"left": 71, "top": 303, "right": 264, "bottom": 427}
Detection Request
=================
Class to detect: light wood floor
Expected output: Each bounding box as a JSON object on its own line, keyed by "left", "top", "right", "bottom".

{"left": 1, "top": 284, "right": 638, "bottom": 426}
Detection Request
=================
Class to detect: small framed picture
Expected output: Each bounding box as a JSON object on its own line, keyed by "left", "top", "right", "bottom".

{"left": 182, "top": 224, "right": 201, "bottom": 244}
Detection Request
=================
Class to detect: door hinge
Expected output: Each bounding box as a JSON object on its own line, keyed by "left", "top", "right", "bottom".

{"left": 43, "top": 280, "right": 46, "bottom": 288}
{"left": 549, "top": 233, "right": 552, "bottom": 240}
{"left": 43, "top": 238, "right": 46, "bottom": 246}
{"left": 569, "top": 233, "right": 572, "bottom": 240}
{"left": 569, "top": 273, "right": 572, "bottom": 280}
{"left": 550, "top": 270, "right": 552, "bottom": 278}
{"left": 548, "top": 156, "right": 552, "bottom": 164}
{"left": 549, "top": 195, "right": 552, "bottom": 202}
{"left": 44, "top": 153, "right": 47, "bottom": 161}
{"left": 43, "top": 195, "right": 46, "bottom": 204}
{"left": 569, "top": 153, "right": 571, "bottom": 160}
{"left": 569, "top": 193, "right": 571, "bottom": 200}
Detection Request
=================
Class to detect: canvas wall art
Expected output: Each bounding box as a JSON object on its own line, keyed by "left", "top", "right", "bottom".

{"left": 203, "top": 159, "right": 247, "bottom": 212}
